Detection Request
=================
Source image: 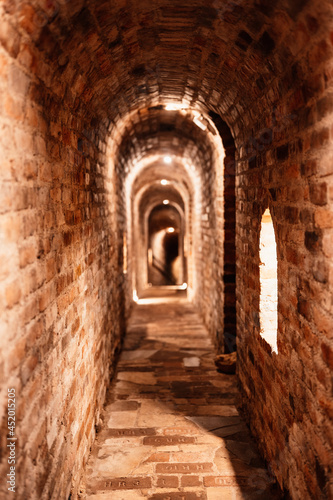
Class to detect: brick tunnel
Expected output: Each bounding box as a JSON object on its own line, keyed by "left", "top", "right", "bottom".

{"left": 0, "top": 0, "right": 332, "bottom": 498}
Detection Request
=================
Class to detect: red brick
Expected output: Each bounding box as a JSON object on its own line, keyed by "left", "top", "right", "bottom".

{"left": 40, "top": 162, "right": 53, "bottom": 183}
{"left": 39, "top": 286, "right": 52, "bottom": 312}
{"left": 145, "top": 452, "right": 170, "bottom": 463}
{"left": 321, "top": 343, "right": 333, "bottom": 370}
{"left": 8, "top": 337, "right": 26, "bottom": 370}
{"left": 90, "top": 477, "right": 152, "bottom": 490}
{"left": 143, "top": 436, "right": 195, "bottom": 446}
{"left": 46, "top": 256, "right": 56, "bottom": 282}
{"left": 5, "top": 280, "right": 21, "bottom": 308}
{"left": 181, "top": 475, "right": 202, "bottom": 487}
{"left": 310, "top": 183, "right": 327, "bottom": 206}
{"left": 150, "top": 494, "right": 205, "bottom": 500}
{"left": 315, "top": 208, "right": 333, "bottom": 228}
{"left": 57, "top": 293, "right": 70, "bottom": 315}
{"left": 19, "top": 244, "right": 37, "bottom": 268}
{"left": 156, "top": 463, "right": 213, "bottom": 474}
{"left": 157, "top": 476, "right": 178, "bottom": 488}
{"left": 21, "top": 297, "right": 39, "bottom": 325}
{"left": 18, "top": 4, "right": 38, "bottom": 34}
{"left": 204, "top": 476, "right": 250, "bottom": 487}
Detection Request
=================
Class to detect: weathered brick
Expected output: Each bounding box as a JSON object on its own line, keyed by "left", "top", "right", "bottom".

{"left": 181, "top": 475, "right": 202, "bottom": 487}
{"left": 143, "top": 436, "right": 195, "bottom": 446}
{"left": 19, "top": 244, "right": 37, "bottom": 268}
{"left": 157, "top": 476, "right": 178, "bottom": 488}
{"left": 46, "top": 256, "right": 56, "bottom": 282}
{"left": 156, "top": 463, "right": 213, "bottom": 474}
{"left": 9, "top": 64, "right": 30, "bottom": 96}
{"left": 305, "top": 230, "right": 321, "bottom": 252}
{"left": 0, "top": 20, "right": 20, "bottom": 57}
{"left": 321, "top": 343, "right": 333, "bottom": 370}
{"left": 310, "top": 183, "right": 327, "bottom": 206}
{"left": 0, "top": 3, "right": 332, "bottom": 500}
{"left": 90, "top": 477, "right": 152, "bottom": 490}
{"left": 5, "top": 280, "right": 21, "bottom": 308}
{"left": 57, "top": 293, "right": 70, "bottom": 315}
{"left": 39, "top": 285, "right": 54, "bottom": 312}
{"left": 315, "top": 208, "right": 333, "bottom": 228}
{"left": 21, "top": 297, "right": 39, "bottom": 325}
{"left": 40, "top": 162, "right": 53, "bottom": 183}
{"left": 8, "top": 337, "right": 26, "bottom": 370}
{"left": 150, "top": 494, "right": 205, "bottom": 500}
{"left": 145, "top": 452, "right": 170, "bottom": 463}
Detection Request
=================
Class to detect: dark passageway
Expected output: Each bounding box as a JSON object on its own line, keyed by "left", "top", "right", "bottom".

{"left": 0, "top": 1, "right": 332, "bottom": 499}
{"left": 148, "top": 204, "right": 184, "bottom": 287}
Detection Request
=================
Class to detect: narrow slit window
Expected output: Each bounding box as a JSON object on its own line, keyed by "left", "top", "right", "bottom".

{"left": 123, "top": 233, "right": 127, "bottom": 274}
{"left": 259, "top": 208, "right": 278, "bottom": 354}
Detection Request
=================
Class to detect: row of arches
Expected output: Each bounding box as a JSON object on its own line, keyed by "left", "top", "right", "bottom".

{"left": 118, "top": 106, "right": 279, "bottom": 357}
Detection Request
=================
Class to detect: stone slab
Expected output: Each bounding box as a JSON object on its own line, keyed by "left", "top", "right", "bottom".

{"left": 156, "top": 462, "right": 213, "bottom": 474}
{"left": 101, "top": 428, "right": 156, "bottom": 437}
{"left": 89, "top": 476, "right": 152, "bottom": 490}
{"left": 149, "top": 493, "right": 206, "bottom": 500}
{"left": 143, "top": 436, "right": 196, "bottom": 446}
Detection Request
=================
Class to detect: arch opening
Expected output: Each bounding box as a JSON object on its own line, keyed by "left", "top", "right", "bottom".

{"left": 148, "top": 204, "right": 185, "bottom": 287}
{"left": 259, "top": 208, "right": 278, "bottom": 354}
{"left": 128, "top": 164, "right": 192, "bottom": 299}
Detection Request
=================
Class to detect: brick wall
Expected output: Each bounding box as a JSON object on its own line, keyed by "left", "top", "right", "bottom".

{"left": 235, "top": 4, "right": 333, "bottom": 496}
{"left": 0, "top": 7, "right": 126, "bottom": 498}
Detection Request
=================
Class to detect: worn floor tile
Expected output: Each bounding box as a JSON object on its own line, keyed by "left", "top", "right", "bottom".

{"left": 83, "top": 298, "right": 283, "bottom": 499}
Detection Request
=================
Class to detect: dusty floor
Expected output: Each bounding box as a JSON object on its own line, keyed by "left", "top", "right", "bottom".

{"left": 83, "top": 297, "right": 284, "bottom": 499}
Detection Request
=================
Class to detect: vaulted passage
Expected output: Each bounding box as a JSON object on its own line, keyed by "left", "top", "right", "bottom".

{"left": 0, "top": 1, "right": 333, "bottom": 499}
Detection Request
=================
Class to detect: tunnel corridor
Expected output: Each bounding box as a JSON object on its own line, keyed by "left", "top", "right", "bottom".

{"left": 0, "top": 0, "right": 333, "bottom": 499}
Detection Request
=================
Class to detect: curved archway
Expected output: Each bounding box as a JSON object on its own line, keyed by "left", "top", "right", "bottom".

{"left": 133, "top": 179, "right": 188, "bottom": 296}
{"left": 147, "top": 204, "right": 185, "bottom": 287}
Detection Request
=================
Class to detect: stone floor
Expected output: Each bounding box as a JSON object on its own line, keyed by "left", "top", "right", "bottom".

{"left": 83, "top": 297, "right": 284, "bottom": 500}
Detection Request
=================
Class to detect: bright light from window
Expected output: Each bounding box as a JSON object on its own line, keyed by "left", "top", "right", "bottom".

{"left": 148, "top": 248, "right": 153, "bottom": 265}
{"left": 180, "top": 283, "right": 188, "bottom": 290}
{"left": 164, "top": 156, "right": 172, "bottom": 164}
{"left": 133, "top": 290, "right": 139, "bottom": 302}
{"left": 165, "top": 104, "right": 180, "bottom": 111}
{"left": 161, "top": 179, "right": 169, "bottom": 185}
{"left": 167, "top": 227, "right": 175, "bottom": 233}
{"left": 165, "top": 104, "right": 187, "bottom": 111}
{"left": 163, "top": 200, "right": 170, "bottom": 205}
{"left": 259, "top": 208, "right": 278, "bottom": 354}
{"left": 123, "top": 233, "right": 127, "bottom": 274}
{"left": 193, "top": 115, "right": 207, "bottom": 131}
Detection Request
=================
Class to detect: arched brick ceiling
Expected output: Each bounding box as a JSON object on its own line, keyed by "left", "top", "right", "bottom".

{"left": 138, "top": 184, "right": 185, "bottom": 218}
{"left": 114, "top": 108, "right": 219, "bottom": 179}
{"left": 148, "top": 205, "right": 182, "bottom": 234}
{"left": 8, "top": 0, "right": 329, "bottom": 139}
{"left": 130, "top": 162, "right": 192, "bottom": 197}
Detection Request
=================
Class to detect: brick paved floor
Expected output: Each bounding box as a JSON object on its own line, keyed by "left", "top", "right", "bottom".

{"left": 83, "top": 297, "right": 283, "bottom": 499}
